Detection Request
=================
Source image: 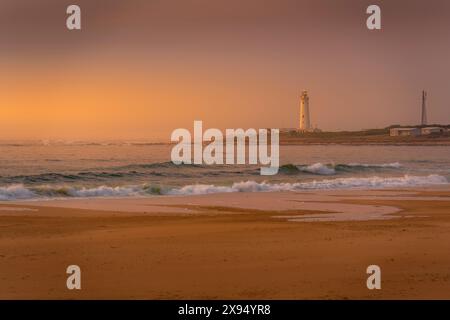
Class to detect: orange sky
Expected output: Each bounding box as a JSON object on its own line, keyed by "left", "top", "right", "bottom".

{"left": 1, "top": 0, "right": 450, "bottom": 140}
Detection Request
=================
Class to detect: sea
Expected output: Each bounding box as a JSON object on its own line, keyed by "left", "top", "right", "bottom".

{"left": 0, "top": 141, "right": 449, "bottom": 200}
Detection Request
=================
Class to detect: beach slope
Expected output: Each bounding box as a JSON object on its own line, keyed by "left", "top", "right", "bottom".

{"left": 1, "top": 189, "right": 450, "bottom": 299}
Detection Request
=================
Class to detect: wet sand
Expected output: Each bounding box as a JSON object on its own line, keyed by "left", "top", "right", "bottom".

{"left": 1, "top": 188, "right": 450, "bottom": 299}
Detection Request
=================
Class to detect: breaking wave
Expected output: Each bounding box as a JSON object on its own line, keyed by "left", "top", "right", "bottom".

{"left": 0, "top": 162, "right": 405, "bottom": 185}
{"left": 168, "top": 174, "right": 446, "bottom": 195}
{"left": 0, "top": 174, "right": 446, "bottom": 200}
{"left": 299, "top": 163, "right": 336, "bottom": 175}
{"left": 0, "top": 184, "right": 166, "bottom": 201}
{"left": 280, "top": 162, "right": 402, "bottom": 175}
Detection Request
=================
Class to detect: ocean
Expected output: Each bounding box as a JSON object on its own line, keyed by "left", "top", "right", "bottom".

{"left": 0, "top": 141, "right": 449, "bottom": 200}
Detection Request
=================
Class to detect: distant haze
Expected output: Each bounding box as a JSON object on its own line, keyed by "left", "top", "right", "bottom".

{"left": 1, "top": 0, "right": 450, "bottom": 140}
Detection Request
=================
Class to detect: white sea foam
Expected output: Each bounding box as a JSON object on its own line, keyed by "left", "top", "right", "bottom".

{"left": 294, "top": 162, "right": 402, "bottom": 176}
{"left": 299, "top": 163, "right": 336, "bottom": 175}
{"left": 0, "top": 184, "right": 36, "bottom": 201}
{"left": 0, "top": 174, "right": 447, "bottom": 200}
{"left": 168, "top": 174, "right": 447, "bottom": 195}
{"left": 67, "top": 185, "right": 144, "bottom": 198}
{"left": 346, "top": 162, "right": 402, "bottom": 168}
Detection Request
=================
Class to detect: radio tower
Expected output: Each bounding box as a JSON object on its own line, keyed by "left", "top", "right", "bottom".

{"left": 421, "top": 90, "right": 427, "bottom": 126}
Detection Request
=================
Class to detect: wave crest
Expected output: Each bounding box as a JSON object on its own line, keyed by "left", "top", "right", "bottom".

{"left": 168, "top": 174, "right": 447, "bottom": 195}
{"left": 0, "top": 174, "right": 445, "bottom": 200}
{"left": 280, "top": 162, "right": 402, "bottom": 175}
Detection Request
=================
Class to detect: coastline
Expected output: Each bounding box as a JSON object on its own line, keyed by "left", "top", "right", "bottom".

{"left": 1, "top": 187, "right": 450, "bottom": 299}
{"left": 279, "top": 130, "right": 450, "bottom": 146}
{"left": 279, "top": 137, "right": 450, "bottom": 146}
{"left": 281, "top": 141, "right": 450, "bottom": 146}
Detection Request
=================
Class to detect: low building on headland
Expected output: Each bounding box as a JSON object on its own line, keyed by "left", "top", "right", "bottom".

{"left": 421, "top": 127, "right": 445, "bottom": 135}
{"left": 389, "top": 127, "right": 421, "bottom": 137}
{"left": 280, "top": 127, "right": 322, "bottom": 134}
{"left": 390, "top": 126, "right": 446, "bottom": 137}
{"left": 280, "top": 128, "right": 299, "bottom": 133}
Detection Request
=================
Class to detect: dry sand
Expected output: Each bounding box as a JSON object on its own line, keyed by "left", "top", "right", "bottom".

{"left": 1, "top": 188, "right": 450, "bottom": 299}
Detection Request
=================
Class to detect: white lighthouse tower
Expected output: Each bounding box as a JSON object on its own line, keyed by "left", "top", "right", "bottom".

{"left": 299, "top": 90, "right": 311, "bottom": 132}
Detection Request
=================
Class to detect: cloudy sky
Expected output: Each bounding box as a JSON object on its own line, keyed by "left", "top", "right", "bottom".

{"left": 1, "top": 0, "right": 449, "bottom": 139}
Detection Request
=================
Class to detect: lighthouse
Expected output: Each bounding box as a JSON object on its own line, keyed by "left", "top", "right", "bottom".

{"left": 299, "top": 91, "right": 311, "bottom": 131}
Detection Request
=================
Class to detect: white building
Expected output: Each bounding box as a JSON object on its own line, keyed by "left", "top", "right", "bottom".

{"left": 421, "top": 127, "right": 445, "bottom": 135}
{"left": 390, "top": 127, "right": 421, "bottom": 137}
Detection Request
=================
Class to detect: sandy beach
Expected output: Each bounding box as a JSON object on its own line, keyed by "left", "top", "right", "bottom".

{"left": 1, "top": 187, "right": 450, "bottom": 299}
